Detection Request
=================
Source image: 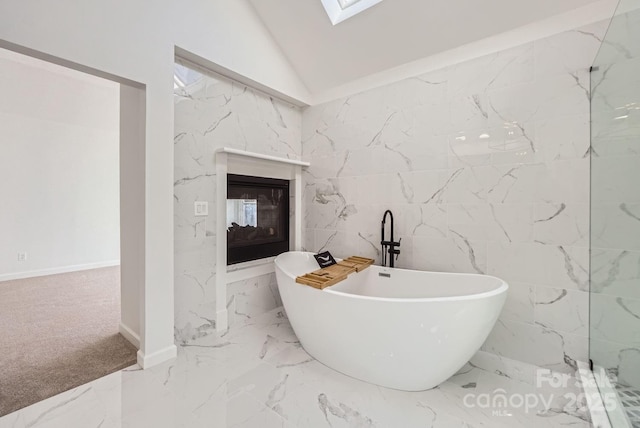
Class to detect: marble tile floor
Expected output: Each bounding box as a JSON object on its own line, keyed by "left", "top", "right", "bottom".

{"left": 0, "top": 308, "right": 592, "bottom": 428}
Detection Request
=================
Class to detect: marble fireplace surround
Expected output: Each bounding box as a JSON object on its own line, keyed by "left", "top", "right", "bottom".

{"left": 214, "top": 147, "right": 309, "bottom": 331}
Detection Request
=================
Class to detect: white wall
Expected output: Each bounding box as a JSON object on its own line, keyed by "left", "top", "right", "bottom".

{"left": 310, "top": 0, "right": 617, "bottom": 104}
{"left": 118, "top": 84, "right": 146, "bottom": 347}
{"left": 0, "top": 49, "right": 119, "bottom": 280}
{"left": 0, "top": 0, "right": 310, "bottom": 365}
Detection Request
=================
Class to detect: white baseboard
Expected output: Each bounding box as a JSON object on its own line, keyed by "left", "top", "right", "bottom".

{"left": 136, "top": 345, "right": 177, "bottom": 369}
{"left": 119, "top": 322, "right": 140, "bottom": 348}
{"left": 0, "top": 260, "right": 121, "bottom": 282}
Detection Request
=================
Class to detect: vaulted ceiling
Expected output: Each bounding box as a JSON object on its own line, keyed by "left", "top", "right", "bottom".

{"left": 248, "top": 0, "right": 608, "bottom": 95}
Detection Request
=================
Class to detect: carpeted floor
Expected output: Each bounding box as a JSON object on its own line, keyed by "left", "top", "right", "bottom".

{"left": 0, "top": 266, "right": 137, "bottom": 416}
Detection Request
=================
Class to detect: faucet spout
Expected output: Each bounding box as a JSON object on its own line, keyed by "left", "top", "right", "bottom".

{"left": 380, "top": 210, "right": 400, "bottom": 268}
{"left": 381, "top": 209, "right": 394, "bottom": 243}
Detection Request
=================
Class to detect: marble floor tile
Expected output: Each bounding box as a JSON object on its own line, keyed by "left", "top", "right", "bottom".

{"left": 0, "top": 307, "right": 592, "bottom": 428}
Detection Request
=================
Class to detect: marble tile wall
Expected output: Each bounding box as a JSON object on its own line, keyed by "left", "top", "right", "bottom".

{"left": 301, "top": 22, "right": 608, "bottom": 374}
{"left": 590, "top": 4, "right": 640, "bottom": 389}
{"left": 173, "top": 63, "right": 301, "bottom": 344}
{"left": 227, "top": 273, "right": 282, "bottom": 329}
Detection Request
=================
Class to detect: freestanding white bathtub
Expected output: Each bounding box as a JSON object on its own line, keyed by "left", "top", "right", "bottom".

{"left": 274, "top": 251, "right": 508, "bottom": 391}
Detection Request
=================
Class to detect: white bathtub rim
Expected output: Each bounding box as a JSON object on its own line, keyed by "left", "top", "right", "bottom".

{"left": 275, "top": 251, "right": 509, "bottom": 303}
{"left": 324, "top": 283, "right": 508, "bottom": 303}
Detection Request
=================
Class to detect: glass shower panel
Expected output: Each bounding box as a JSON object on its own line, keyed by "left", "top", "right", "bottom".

{"left": 590, "top": 0, "right": 640, "bottom": 426}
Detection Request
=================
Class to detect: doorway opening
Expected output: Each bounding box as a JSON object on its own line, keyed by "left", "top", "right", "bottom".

{"left": 0, "top": 46, "right": 142, "bottom": 416}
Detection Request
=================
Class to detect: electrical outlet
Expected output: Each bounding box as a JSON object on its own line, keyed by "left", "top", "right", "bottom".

{"left": 17, "top": 252, "right": 27, "bottom": 262}
{"left": 194, "top": 201, "right": 209, "bottom": 216}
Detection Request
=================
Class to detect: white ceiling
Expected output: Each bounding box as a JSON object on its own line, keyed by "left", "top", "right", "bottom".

{"left": 248, "top": 0, "right": 605, "bottom": 95}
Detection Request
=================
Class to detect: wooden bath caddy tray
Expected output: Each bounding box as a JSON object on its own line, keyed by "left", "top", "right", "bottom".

{"left": 295, "top": 256, "right": 375, "bottom": 289}
{"left": 339, "top": 256, "right": 374, "bottom": 272}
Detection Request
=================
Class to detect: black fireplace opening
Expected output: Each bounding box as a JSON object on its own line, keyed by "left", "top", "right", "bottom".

{"left": 227, "top": 174, "right": 290, "bottom": 265}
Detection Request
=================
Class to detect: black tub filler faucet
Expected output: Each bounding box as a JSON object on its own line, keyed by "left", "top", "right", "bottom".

{"left": 381, "top": 210, "right": 401, "bottom": 268}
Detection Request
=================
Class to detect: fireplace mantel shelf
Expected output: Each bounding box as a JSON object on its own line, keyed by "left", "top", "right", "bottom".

{"left": 216, "top": 147, "right": 310, "bottom": 168}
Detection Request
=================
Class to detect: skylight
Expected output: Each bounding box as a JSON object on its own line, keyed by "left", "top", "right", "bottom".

{"left": 337, "top": 0, "right": 363, "bottom": 9}
{"left": 321, "top": 0, "right": 384, "bottom": 25}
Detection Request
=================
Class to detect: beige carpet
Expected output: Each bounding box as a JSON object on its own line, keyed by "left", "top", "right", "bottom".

{"left": 0, "top": 266, "right": 137, "bottom": 416}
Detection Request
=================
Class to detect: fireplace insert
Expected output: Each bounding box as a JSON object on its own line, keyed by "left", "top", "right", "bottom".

{"left": 227, "top": 174, "right": 290, "bottom": 265}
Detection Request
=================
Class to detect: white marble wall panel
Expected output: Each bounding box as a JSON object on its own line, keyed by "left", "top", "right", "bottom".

{"left": 481, "top": 319, "right": 588, "bottom": 374}
{"left": 487, "top": 242, "right": 589, "bottom": 291}
{"left": 591, "top": 293, "right": 640, "bottom": 345}
{"left": 591, "top": 338, "right": 640, "bottom": 387}
{"left": 500, "top": 282, "right": 535, "bottom": 324}
{"left": 591, "top": 248, "right": 640, "bottom": 299}
{"left": 227, "top": 273, "right": 282, "bottom": 328}
{"left": 174, "top": 64, "right": 301, "bottom": 343}
{"left": 534, "top": 287, "right": 589, "bottom": 336}
{"left": 533, "top": 203, "right": 589, "bottom": 246}
{"left": 301, "top": 22, "right": 608, "bottom": 375}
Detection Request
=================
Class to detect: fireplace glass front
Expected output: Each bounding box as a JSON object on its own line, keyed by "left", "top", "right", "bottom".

{"left": 227, "top": 174, "right": 289, "bottom": 265}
